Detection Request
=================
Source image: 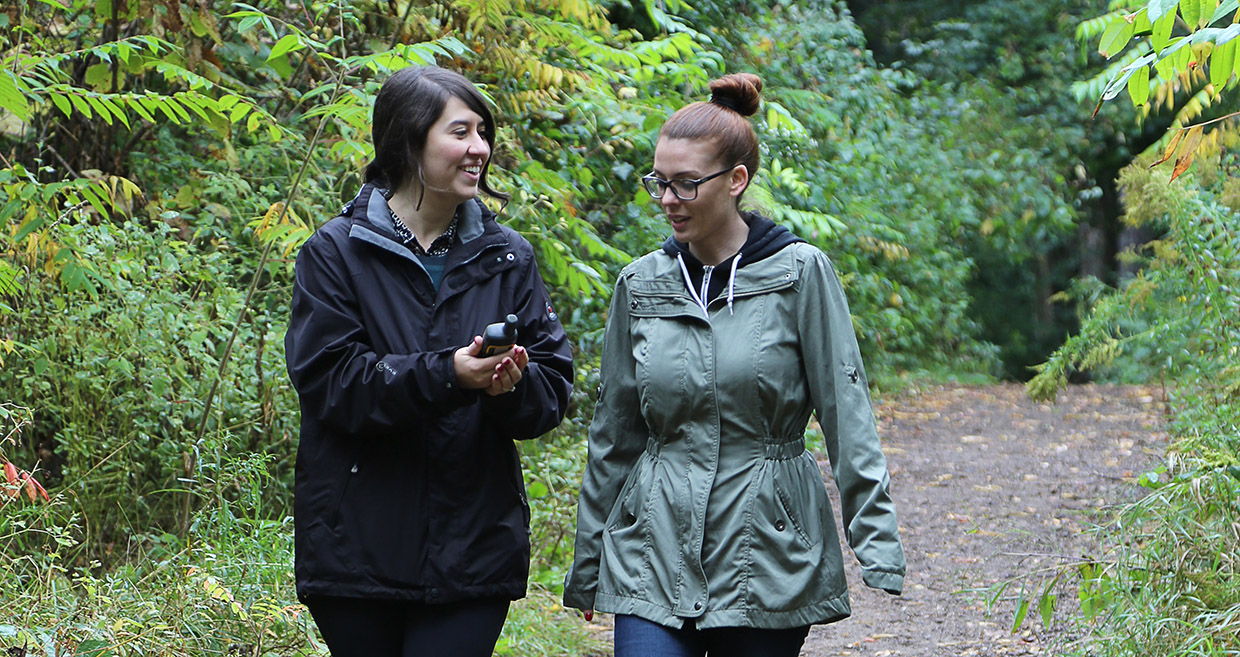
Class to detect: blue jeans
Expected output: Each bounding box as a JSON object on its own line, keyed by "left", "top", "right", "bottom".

{"left": 614, "top": 614, "right": 810, "bottom": 657}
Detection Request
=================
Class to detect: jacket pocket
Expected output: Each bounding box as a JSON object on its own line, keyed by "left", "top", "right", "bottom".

{"left": 606, "top": 453, "right": 653, "bottom": 534}
{"left": 747, "top": 459, "right": 831, "bottom": 612}
{"left": 600, "top": 453, "right": 655, "bottom": 597}
{"left": 328, "top": 445, "right": 366, "bottom": 530}
{"left": 770, "top": 455, "right": 826, "bottom": 550}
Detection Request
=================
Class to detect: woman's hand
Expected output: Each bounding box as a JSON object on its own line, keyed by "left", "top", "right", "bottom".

{"left": 454, "top": 336, "right": 529, "bottom": 395}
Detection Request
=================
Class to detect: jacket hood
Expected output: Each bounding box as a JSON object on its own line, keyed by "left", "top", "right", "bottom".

{"left": 660, "top": 211, "right": 801, "bottom": 267}
{"left": 661, "top": 211, "right": 803, "bottom": 313}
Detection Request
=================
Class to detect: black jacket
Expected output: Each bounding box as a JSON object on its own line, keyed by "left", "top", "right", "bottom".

{"left": 285, "top": 183, "right": 574, "bottom": 603}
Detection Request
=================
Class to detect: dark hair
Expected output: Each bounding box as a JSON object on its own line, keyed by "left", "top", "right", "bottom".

{"left": 365, "top": 66, "right": 508, "bottom": 203}
{"left": 659, "top": 73, "right": 762, "bottom": 200}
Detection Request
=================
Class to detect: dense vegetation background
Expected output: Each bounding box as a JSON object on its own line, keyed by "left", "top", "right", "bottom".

{"left": 1, "top": 0, "right": 1236, "bottom": 654}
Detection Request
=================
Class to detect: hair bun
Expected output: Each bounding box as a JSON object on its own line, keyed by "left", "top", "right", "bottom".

{"left": 708, "top": 73, "right": 762, "bottom": 117}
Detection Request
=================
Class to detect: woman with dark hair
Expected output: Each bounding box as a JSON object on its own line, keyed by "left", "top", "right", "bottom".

{"left": 285, "top": 65, "right": 573, "bottom": 656}
{"left": 564, "top": 73, "right": 905, "bottom": 657}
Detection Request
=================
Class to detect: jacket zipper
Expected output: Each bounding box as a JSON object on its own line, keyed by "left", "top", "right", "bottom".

{"left": 700, "top": 265, "right": 714, "bottom": 308}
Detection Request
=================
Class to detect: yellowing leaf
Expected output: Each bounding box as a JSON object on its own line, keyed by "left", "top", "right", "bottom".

{"left": 1169, "top": 125, "right": 1204, "bottom": 181}
{"left": 1149, "top": 127, "right": 1185, "bottom": 167}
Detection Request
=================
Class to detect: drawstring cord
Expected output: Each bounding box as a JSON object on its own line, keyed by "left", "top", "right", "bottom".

{"left": 677, "top": 253, "right": 708, "bottom": 315}
{"left": 726, "top": 252, "right": 741, "bottom": 315}
{"left": 677, "top": 252, "right": 742, "bottom": 316}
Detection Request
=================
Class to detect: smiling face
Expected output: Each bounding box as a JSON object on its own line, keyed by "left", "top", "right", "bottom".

{"left": 418, "top": 95, "right": 491, "bottom": 205}
{"left": 652, "top": 137, "right": 750, "bottom": 262}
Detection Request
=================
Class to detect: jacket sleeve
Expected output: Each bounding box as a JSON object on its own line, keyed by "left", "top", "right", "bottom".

{"left": 795, "top": 247, "right": 906, "bottom": 594}
{"left": 284, "top": 231, "right": 478, "bottom": 436}
{"left": 478, "top": 246, "right": 574, "bottom": 440}
{"left": 563, "top": 272, "right": 646, "bottom": 611}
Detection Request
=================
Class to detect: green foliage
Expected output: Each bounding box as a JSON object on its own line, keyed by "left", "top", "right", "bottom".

{"left": 1026, "top": 133, "right": 1240, "bottom": 656}
{"left": 1, "top": 214, "right": 300, "bottom": 543}
{"left": 1028, "top": 142, "right": 1239, "bottom": 403}
{"left": 0, "top": 0, "right": 1129, "bottom": 651}
{"left": 1075, "top": 0, "right": 1240, "bottom": 183}
{"left": 842, "top": 0, "right": 1121, "bottom": 378}
{"left": 1080, "top": 0, "right": 1240, "bottom": 110}
{"left": 495, "top": 586, "right": 608, "bottom": 656}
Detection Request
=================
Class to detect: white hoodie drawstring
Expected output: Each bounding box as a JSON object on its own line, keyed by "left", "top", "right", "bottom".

{"left": 726, "top": 252, "right": 741, "bottom": 316}
{"left": 677, "top": 253, "right": 708, "bottom": 315}
{"left": 678, "top": 252, "right": 742, "bottom": 316}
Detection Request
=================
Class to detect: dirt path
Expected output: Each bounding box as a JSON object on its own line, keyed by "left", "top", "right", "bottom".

{"left": 804, "top": 383, "right": 1167, "bottom": 657}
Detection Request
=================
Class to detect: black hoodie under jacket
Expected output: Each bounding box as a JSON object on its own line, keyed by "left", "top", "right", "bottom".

{"left": 662, "top": 211, "right": 804, "bottom": 308}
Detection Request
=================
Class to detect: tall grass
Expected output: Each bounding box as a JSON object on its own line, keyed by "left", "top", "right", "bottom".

{"left": 1032, "top": 141, "right": 1240, "bottom": 655}
{"left": 0, "top": 447, "right": 606, "bottom": 657}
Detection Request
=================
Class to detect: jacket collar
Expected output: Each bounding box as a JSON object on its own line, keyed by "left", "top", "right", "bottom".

{"left": 344, "top": 183, "right": 494, "bottom": 264}
{"left": 632, "top": 243, "right": 802, "bottom": 301}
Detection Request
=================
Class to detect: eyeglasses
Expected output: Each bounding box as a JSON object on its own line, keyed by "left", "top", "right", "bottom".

{"left": 641, "top": 166, "right": 737, "bottom": 201}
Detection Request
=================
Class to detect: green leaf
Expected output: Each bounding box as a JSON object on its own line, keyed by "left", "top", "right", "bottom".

{"left": 49, "top": 92, "right": 72, "bottom": 118}
{"left": 268, "top": 53, "right": 294, "bottom": 79}
{"left": 69, "top": 93, "right": 93, "bottom": 119}
{"left": 1182, "top": 0, "right": 1204, "bottom": 28}
{"left": 527, "top": 481, "right": 549, "bottom": 498}
{"left": 0, "top": 71, "right": 31, "bottom": 121}
{"left": 1100, "top": 16, "right": 1136, "bottom": 57}
{"left": 74, "top": 639, "right": 112, "bottom": 657}
{"left": 1209, "top": 0, "right": 1239, "bottom": 24}
{"left": 86, "top": 96, "right": 114, "bottom": 125}
{"left": 236, "top": 15, "right": 262, "bottom": 33}
{"left": 1200, "top": 0, "right": 1221, "bottom": 25}
{"left": 1211, "top": 39, "right": 1237, "bottom": 87}
{"left": 267, "top": 34, "right": 304, "bottom": 62}
{"left": 1012, "top": 594, "right": 1030, "bottom": 632}
{"left": 229, "top": 102, "right": 253, "bottom": 123}
{"left": 85, "top": 62, "right": 112, "bottom": 89}
{"left": 104, "top": 98, "right": 131, "bottom": 129}
{"left": 1152, "top": 10, "right": 1176, "bottom": 51}
{"left": 1148, "top": 0, "right": 1181, "bottom": 23}
{"left": 1039, "top": 591, "right": 1056, "bottom": 627}
{"left": 13, "top": 216, "right": 47, "bottom": 243}
{"left": 1128, "top": 63, "right": 1152, "bottom": 104}
{"left": 1103, "top": 52, "right": 1158, "bottom": 100}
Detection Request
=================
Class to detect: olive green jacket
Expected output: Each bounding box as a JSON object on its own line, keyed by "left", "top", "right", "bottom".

{"left": 563, "top": 242, "right": 905, "bottom": 629}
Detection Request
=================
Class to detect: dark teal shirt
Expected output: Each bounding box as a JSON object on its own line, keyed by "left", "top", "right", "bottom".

{"left": 417, "top": 253, "right": 449, "bottom": 292}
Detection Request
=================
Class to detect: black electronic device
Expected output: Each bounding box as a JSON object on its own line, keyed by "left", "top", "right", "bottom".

{"left": 479, "top": 314, "right": 519, "bottom": 357}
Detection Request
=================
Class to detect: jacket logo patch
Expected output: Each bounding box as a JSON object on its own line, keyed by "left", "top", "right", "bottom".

{"left": 546, "top": 302, "right": 559, "bottom": 323}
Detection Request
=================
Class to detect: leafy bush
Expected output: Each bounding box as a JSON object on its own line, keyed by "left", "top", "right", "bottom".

{"left": 1028, "top": 135, "right": 1240, "bottom": 656}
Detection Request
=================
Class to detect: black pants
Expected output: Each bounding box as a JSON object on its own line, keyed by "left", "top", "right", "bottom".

{"left": 304, "top": 596, "right": 510, "bottom": 657}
